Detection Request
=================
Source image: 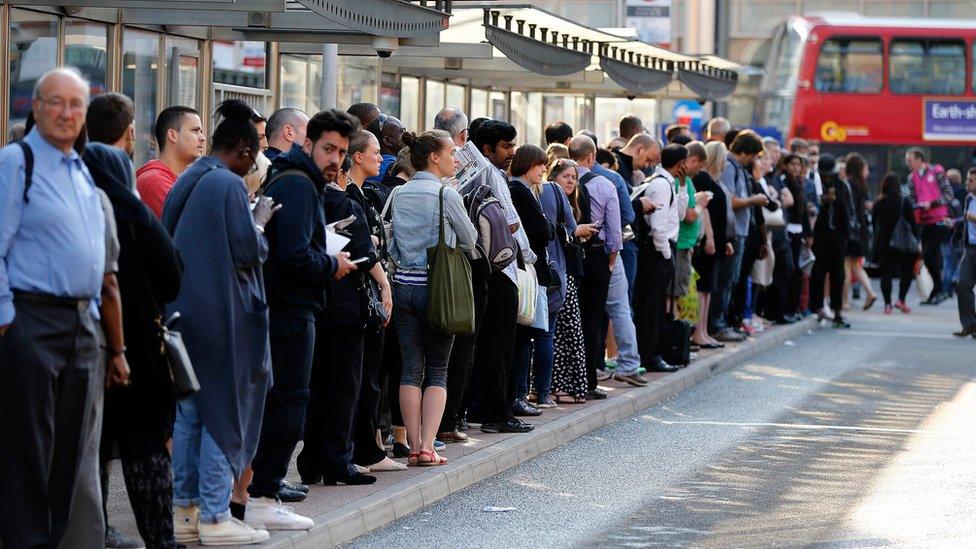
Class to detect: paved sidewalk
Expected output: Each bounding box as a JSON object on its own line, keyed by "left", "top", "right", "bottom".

{"left": 105, "top": 317, "right": 816, "bottom": 548}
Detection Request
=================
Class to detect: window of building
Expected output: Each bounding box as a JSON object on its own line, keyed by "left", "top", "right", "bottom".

{"left": 446, "top": 84, "right": 465, "bottom": 111}
{"left": 864, "top": 1, "right": 925, "bottom": 17}
{"left": 929, "top": 1, "right": 976, "bottom": 18}
{"left": 400, "top": 76, "right": 420, "bottom": 134}
{"left": 379, "top": 71, "right": 401, "bottom": 119}
{"left": 64, "top": 20, "right": 109, "bottom": 98}
{"left": 814, "top": 37, "right": 883, "bottom": 93}
{"left": 490, "top": 91, "right": 507, "bottom": 120}
{"left": 8, "top": 9, "right": 58, "bottom": 126}
{"left": 510, "top": 91, "right": 542, "bottom": 147}
{"left": 890, "top": 39, "right": 966, "bottom": 95}
{"left": 123, "top": 28, "right": 161, "bottom": 167}
{"left": 213, "top": 41, "right": 267, "bottom": 89}
{"left": 470, "top": 88, "right": 489, "bottom": 120}
{"left": 280, "top": 54, "right": 323, "bottom": 115}
{"left": 424, "top": 80, "right": 445, "bottom": 131}
{"left": 165, "top": 36, "right": 200, "bottom": 109}
{"left": 338, "top": 56, "right": 377, "bottom": 111}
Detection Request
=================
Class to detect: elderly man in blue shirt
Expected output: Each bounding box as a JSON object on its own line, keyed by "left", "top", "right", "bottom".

{"left": 0, "top": 67, "right": 108, "bottom": 548}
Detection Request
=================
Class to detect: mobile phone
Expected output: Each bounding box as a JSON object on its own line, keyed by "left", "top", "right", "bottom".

{"left": 350, "top": 257, "right": 369, "bottom": 264}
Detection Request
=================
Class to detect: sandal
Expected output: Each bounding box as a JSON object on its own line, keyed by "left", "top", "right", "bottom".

{"left": 418, "top": 450, "right": 448, "bottom": 467}
{"left": 407, "top": 451, "right": 421, "bottom": 467}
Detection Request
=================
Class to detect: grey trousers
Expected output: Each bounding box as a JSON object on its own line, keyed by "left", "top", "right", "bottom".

{"left": 61, "top": 344, "right": 107, "bottom": 549}
{"left": 0, "top": 294, "right": 98, "bottom": 548}
{"left": 957, "top": 246, "right": 976, "bottom": 330}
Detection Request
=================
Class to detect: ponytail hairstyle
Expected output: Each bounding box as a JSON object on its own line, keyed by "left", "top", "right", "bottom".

{"left": 348, "top": 130, "right": 378, "bottom": 163}
{"left": 212, "top": 99, "right": 260, "bottom": 155}
{"left": 402, "top": 129, "right": 451, "bottom": 172}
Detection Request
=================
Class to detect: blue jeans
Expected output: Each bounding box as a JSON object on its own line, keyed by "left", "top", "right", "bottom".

{"left": 622, "top": 240, "right": 639, "bottom": 304}
{"left": 943, "top": 239, "right": 962, "bottom": 292}
{"left": 710, "top": 235, "right": 747, "bottom": 333}
{"left": 394, "top": 283, "right": 453, "bottom": 389}
{"left": 606, "top": 254, "right": 641, "bottom": 374}
{"left": 172, "top": 399, "right": 233, "bottom": 523}
{"left": 514, "top": 311, "right": 558, "bottom": 402}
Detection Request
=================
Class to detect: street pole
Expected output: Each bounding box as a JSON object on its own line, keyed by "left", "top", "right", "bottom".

{"left": 713, "top": 0, "right": 729, "bottom": 118}
{"left": 321, "top": 43, "right": 338, "bottom": 110}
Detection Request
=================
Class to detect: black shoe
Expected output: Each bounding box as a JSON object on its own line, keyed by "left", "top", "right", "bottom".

{"left": 832, "top": 318, "right": 851, "bottom": 329}
{"left": 106, "top": 526, "right": 144, "bottom": 548}
{"left": 482, "top": 418, "right": 534, "bottom": 433}
{"left": 391, "top": 442, "right": 411, "bottom": 458}
{"left": 283, "top": 479, "right": 309, "bottom": 494}
{"left": 511, "top": 398, "right": 542, "bottom": 417}
{"left": 299, "top": 471, "right": 322, "bottom": 486}
{"left": 586, "top": 388, "right": 608, "bottom": 400}
{"left": 647, "top": 360, "right": 679, "bottom": 372}
{"left": 933, "top": 291, "right": 951, "bottom": 305}
{"left": 322, "top": 472, "right": 377, "bottom": 486}
{"left": 953, "top": 325, "right": 976, "bottom": 337}
{"left": 458, "top": 414, "right": 469, "bottom": 431}
{"left": 277, "top": 485, "right": 307, "bottom": 502}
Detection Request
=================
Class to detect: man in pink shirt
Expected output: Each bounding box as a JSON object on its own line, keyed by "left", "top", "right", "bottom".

{"left": 136, "top": 106, "right": 205, "bottom": 218}
{"left": 905, "top": 147, "right": 954, "bottom": 305}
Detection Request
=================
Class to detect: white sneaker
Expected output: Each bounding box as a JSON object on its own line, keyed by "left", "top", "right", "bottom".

{"left": 173, "top": 505, "right": 199, "bottom": 543}
{"left": 244, "top": 497, "right": 314, "bottom": 530}
{"left": 198, "top": 517, "right": 270, "bottom": 546}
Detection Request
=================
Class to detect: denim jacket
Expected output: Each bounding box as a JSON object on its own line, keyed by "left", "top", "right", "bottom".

{"left": 388, "top": 171, "right": 477, "bottom": 272}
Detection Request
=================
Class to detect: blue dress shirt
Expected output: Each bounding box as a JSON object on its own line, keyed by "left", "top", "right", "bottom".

{"left": 593, "top": 164, "right": 636, "bottom": 226}
{"left": 0, "top": 129, "right": 106, "bottom": 324}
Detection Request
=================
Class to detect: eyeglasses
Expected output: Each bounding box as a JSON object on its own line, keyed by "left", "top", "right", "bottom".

{"left": 36, "top": 95, "right": 86, "bottom": 114}
{"left": 372, "top": 113, "right": 388, "bottom": 131}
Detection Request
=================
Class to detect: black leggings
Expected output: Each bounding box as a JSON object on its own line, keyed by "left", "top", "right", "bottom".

{"left": 101, "top": 446, "right": 176, "bottom": 549}
{"left": 921, "top": 224, "right": 949, "bottom": 296}
{"left": 879, "top": 253, "right": 915, "bottom": 305}
{"left": 579, "top": 248, "right": 611, "bottom": 391}
{"left": 810, "top": 240, "right": 847, "bottom": 315}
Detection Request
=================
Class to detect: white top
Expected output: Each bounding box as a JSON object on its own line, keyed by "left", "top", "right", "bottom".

{"left": 486, "top": 165, "right": 536, "bottom": 284}
{"left": 641, "top": 166, "right": 688, "bottom": 260}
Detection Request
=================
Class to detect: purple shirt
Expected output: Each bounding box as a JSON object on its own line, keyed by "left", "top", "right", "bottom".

{"left": 578, "top": 166, "right": 623, "bottom": 253}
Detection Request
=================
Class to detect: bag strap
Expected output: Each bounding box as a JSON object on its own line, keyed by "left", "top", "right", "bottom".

{"left": 261, "top": 168, "right": 309, "bottom": 195}
{"left": 125, "top": 223, "right": 165, "bottom": 329}
{"left": 15, "top": 141, "right": 33, "bottom": 204}
{"left": 380, "top": 184, "right": 399, "bottom": 222}
{"left": 437, "top": 184, "right": 446, "bottom": 245}
{"left": 550, "top": 182, "right": 566, "bottom": 226}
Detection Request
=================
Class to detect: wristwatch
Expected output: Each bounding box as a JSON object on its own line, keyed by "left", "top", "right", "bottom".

{"left": 109, "top": 345, "right": 127, "bottom": 357}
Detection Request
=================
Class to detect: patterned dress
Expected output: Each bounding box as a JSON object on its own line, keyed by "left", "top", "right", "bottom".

{"left": 551, "top": 275, "right": 588, "bottom": 398}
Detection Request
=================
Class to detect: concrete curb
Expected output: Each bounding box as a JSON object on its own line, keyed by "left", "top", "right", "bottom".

{"left": 268, "top": 318, "right": 818, "bottom": 548}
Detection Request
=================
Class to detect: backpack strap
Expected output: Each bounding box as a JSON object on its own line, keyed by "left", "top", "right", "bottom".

{"left": 15, "top": 141, "right": 33, "bottom": 204}
{"left": 261, "top": 168, "right": 309, "bottom": 195}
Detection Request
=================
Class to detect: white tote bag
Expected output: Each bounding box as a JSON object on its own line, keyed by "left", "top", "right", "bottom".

{"left": 916, "top": 263, "right": 934, "bottom": 300}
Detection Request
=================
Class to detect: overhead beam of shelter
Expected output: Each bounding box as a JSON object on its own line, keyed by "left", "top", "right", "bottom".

{"left": 292, "top": 0, "right": 449, "bottom": 38}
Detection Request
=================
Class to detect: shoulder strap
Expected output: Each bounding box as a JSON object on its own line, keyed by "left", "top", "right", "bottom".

{"left": 262, "top": 168, "right": 310, "bottom": 195}
{"left": 579, "top": 171, "right": 598, "bottom": 187}
{"left": 437, "top": 184, "right": 446, "bottom": 244}
{"left": 15, "top": 141, "right": 33, "bottom": 204}
{"left": 550, "top": 182, "right": 565, "bottom": 223}
{"left": 380, "top": 184, "right": 400, "bottom": 222}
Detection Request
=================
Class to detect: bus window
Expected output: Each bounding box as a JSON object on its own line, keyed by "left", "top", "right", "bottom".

{"left": 814, "top": 38, "right": 883, "bottom": 93}
{"left": 890, "top": 39, "right": 965, "bottom": 95}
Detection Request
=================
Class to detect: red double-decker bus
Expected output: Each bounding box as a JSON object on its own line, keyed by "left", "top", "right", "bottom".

{"left": 755, "top": 14, "right": 976, "bottom": 183}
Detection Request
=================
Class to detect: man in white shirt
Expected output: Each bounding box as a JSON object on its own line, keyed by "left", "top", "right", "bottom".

{"left": 633, "top": 144, "right": 690, "bottom": 372}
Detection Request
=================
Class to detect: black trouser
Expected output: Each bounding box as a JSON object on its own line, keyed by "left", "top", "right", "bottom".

{"left": 469, "top": 271, "right": 518, "bottom": 424}
{"left": 810, "top": 238, "right": 847, "bottom": 315}
{"left": 579, "top": 247, "right": 611, "bottom": 390}
{"left": 100, "top": 445, "right": 175, "bottom": 548}
{"left": 765, "top": 230, "right": 794, "bottom": 320}
{"left": 353, "top": 327, "right": 387, "bottom": 467}
{"left": 0, "top": 294, "right": 98, "bottom": 548}
{"left": 731, "top": 227, "right": 761, "bottom": 327}
{"left": 249, "top": 314, "right": 315, "bottom": 497}
{"left": 298, "top": 323, "right": 364, "bottom": 479}
{"left": 957, "top": 246, "right": 976, "bottom": 329}
{"left": 379, "top": 321, "right": 403, "bottom": 432}
{"left": 879, "top": 252, "right": 915, "bottom": 306}
{"left": 634, "top": 244, "right": 675, "bottom": 363}
{"left": 441, "top": 259, "right": 489, "bottom": 432}
{"left": 921, "top": 224, "right": 950, "bottom": 296}
{"left": 788, "top": 233, "right": 806, "bottom": 314}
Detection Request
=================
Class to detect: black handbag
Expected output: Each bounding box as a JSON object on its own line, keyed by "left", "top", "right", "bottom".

{"left": 129, "top": 225, "right": 200, "bottom": 400}
{"left": 889, "top": 200, "right": 920, "bottom": 256}
{"left": 661, "top": 263, "right": 692, "bottom": 366}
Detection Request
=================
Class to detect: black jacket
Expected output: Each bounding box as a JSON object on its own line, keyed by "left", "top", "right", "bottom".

{"left": 872, "top": 195, "right": 918, "bottom": 261}
{"left": 263, "top": 144, "right": 338, "bottom": 319}
{"left": 814, "top": 175, "right": 852, "bottom": 243}
{"left": 320, "top": 184, "right": 379, "bottom": 327}
{"left": 612, "top": 149, "right": 636, "bottom": 188}
{"left": 779, "top": 173, "right": 813, "bottom": 238}
{"left": 83, "top": 143, "right": 183, "bottom": 450}
{"left": 693, "top": 171, "right": 730, "bottom": 250}
{"left": 509, "top": 178, "right": 556, "bottom": 286}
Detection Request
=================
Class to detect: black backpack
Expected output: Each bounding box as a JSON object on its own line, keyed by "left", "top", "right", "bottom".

{"left": 661, "top": 277, "right": 692, "bottom": 366}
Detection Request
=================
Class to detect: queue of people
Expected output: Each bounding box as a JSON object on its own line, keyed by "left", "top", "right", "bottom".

{"left": 3, "top": 66, "right": 975, "bottom": 549}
